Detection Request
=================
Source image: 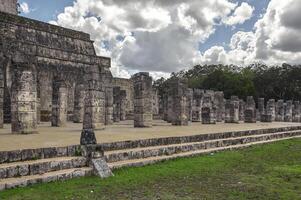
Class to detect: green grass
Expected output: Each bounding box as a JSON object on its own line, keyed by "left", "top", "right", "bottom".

{"left": 1, "top": 139, "right": 301, "bottom": 200}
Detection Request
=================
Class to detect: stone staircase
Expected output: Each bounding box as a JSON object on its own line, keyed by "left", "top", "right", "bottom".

{"left": 104, "top": 127, "right": 301, "bottom": 170}
{"left": 1, "top": 126, "right": 301, "bottom": 191}
{"left": 0, "top": 150, "right": 93, "bottom": 191}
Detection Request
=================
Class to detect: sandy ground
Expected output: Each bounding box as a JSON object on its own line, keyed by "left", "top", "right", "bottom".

{"left": 0, "top": 120, "right": 300, "bottom": 151}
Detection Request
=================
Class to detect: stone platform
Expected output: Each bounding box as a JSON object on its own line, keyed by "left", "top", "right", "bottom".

{"left": 0, "top": 120, "right": 300, "bottom": 151}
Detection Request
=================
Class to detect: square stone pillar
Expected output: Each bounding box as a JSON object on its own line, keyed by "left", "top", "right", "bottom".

{"left": 0, "top": 62, "right": 4, "bottom": 128}
{"left": 293, "top": 101, "right": 300, "bottom": 122}
{"left": 113, "top": 87, "right": 121, "bottom": 122}
{"left": 162, "top": 93, "right": 169, "bottom": 121}
{"left": 11, "top": 62, "right": 38, "bottom": 134}
{"left": 81, "top": 65, "right": 105, "bottom": 145}
{"left": 186, "top": 88, "right": 193, "bottom": 122}
{"left": 239, "top": 100, "right": 245, "bottom": 121}
{"left": 266, "top": 99, "right": 276, "bottom": 121}
{"left": 192, "top": 89, "right": 203, "bottom": 122}
{"left": 202, "top": 93, "right": 216, "bottom": 124}
{"left": 258, "top": 98, "right": 265, "bottom": 121}
{"left": 133, "top": 72, "right": 153, "bottom": 127}
{"left": 275, "top": 100, "right": 284, "bottom": 121}
{"left": 225, "top": 99, "right": 239, "bottom": 123}
{"left": 105, "top": 87, "right": 113, "bottom": 125}
{"left": 120, "top": 90, "right": 127, "bottom": 121}
{"left": 215, "top": 92, "right": 225, "bottom": 122}
{"left": 51, "top": 79, "right": 67, "bottom": 127}
{"left": 284, "top": 100, "right": 293, "bottom": 122}
{"left": 244, "top": 96, "right": 256, "bottom": 123}
{"left": 73, "top": 83, "right": 85, "bottom": 123}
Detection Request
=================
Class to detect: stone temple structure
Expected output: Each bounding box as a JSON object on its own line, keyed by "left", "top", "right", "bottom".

{"left": 0, "top": 1, "right": 111, "bottom": 136}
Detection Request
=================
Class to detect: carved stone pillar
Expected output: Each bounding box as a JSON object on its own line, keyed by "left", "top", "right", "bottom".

{"left": 293, "top": 101, "right": 300, "bottom": 122}
{"left": 73, "top": 83, "right": 85, "bottom": 123}
{"left": 11, "top": 62, "right": 38, "bottom": 134}
{"left": 0, "top": 59, "right": 4, "bottom": 128}
{"left": 120, "top": 90, "right": 127, "bottom": 121}
{"left": 244, "top": 96, "right": 256, "bottom": 123}
{"left": 105, "top": 87, "right": 113, "bottom": 125}
{"left": 113, "top": 87, "right": 121, "bottom": 122}
{"left": 133, "top": 72, "right": 153, "bottom": 127}
{"left": 202, "top": 93, "right": 216, "bottom": 124}
{"left": 284, "top": 100, "right": 293, "bottom": 122}
{"left": 215, "top": 92, "right": 225, "bottom": 122}
{"left": 275, "top": 100, "right": 284, "bottom": 121}
{"left": 192, "top": 89, "right": 203, "bottom": 122}
{"left": 225, "top": 99, "right": 239, "bottom": 123}
{"left": 266, "top": 99, "right": 275, "bottom": 121}
{"left": 51, "top": 79, "right": 67, "bottom": 127}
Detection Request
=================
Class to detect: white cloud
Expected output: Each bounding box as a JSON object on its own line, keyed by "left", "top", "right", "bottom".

{"left": 20, "top": 2, "right": 30, "bottom": 14}
{"left": 201, "top": 0, "right": 301, "bottom": 67}
{"left": 224, "top": 2, "right": 254, "bottom": 26}
{"left": 52, "top": 0, "right": 250, "bottom": 78}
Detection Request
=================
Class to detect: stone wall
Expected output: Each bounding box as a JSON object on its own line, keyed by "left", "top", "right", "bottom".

{"left": 0, "top": 0, "right": 17, "bottom": 15}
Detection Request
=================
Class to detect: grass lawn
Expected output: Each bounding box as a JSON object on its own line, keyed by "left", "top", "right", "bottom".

{"left": 1, "top": 139, "right": 301, "bottom": 200}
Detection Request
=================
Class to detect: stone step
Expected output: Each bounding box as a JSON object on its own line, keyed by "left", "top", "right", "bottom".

{"left": 108, "top": 135, "right": 301, "bottom": 170}
{"left": 100, "top": 126, "right": 301, "bottom": 151}
{"left": 0, "top": 167, "right": 93, "bottom": 191}
{"left": 0, "top": 156, "right": 87, "bottom": 179}
{"left": 105, "top": 130, "right": 301, "bottom": 163}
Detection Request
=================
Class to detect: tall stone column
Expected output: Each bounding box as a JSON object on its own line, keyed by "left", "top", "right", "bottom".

{"left": 39, "top": 70, "right": 52, "bottom": 122}
{"left": 258, "top": 98, "right": 265, "bottom": 121}
{"left": 133, "top": 72, "right": 153, "bottom": 127}
{"left": 225, "top": 99, "right": 239, "bottom": 123}
{"left": 162, "top": 93, "right": 168, "bottom": 121}
{"left": 80, "top": 65, "right": 105, "bottom": 145}
{"left": 202, "top": 93, "right": 216, "bottom": 124}
{"left": 167, "top": 95, "right": 173, "bottom": 123}
{"left": 0, "top": 61, "right": 4, "bottom": 128}
{"left": 244, "top": 96, "right": 256, "bottom": 123}
{"left": 215, "top": 92, "right": 225, "bottom": 122}
{"left": 275, "top": 100, "right": 284, "bottom": 121}
{"left": 120, "top": 90, "right": 127, "bottom": 121}
{"left": 192, "top": 89, "right": 203, "bottom": 122}
{"left": 293, "top": 101, "right": 300, "bottom": 122}
{"left": 51, "top": 79, "right": 67, "bottom": 127}
{"left": 186, "top": 88, "right": 193, "bottom": 122}
{"left": 11, "top": 62, "right": 38, "bottom": 134}
{"left": 266, "top": 99, "right": 275, "bottom": 121}
{"left": 239, "top": 100, "right": 245, "bottom": 121}
{"left": 105, "top": 87, "right": 113, "bottom": 125}
{"left": 284, "top": 100, "right": 293, "bottom": 122}
{"left": 73, "top": 83, "right": 85, "bottom": 123}
{"left": 113, "top": 87, "right": 121, "bottom": 122}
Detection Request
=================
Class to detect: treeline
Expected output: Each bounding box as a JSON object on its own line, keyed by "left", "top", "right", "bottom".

{"left": 154, "top": 63, "right": 301, "bottom": 102}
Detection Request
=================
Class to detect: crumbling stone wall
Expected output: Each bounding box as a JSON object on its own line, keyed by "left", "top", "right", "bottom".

{"left": 0, "top": 0, "right": 17, "bottom": 15}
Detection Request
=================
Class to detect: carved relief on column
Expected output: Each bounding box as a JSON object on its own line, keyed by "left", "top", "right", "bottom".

{"left": 11, "top": 61, "right": 38, "bottom": 134}
{"left": 73, "top": 83, "right": 85, "bottom": 123}
{"left": 244, "top": 96, "right": 256, "bottom": 123}
{"left": 51, "top": 78, "right": 67, "bottom": 127}
{"left": 105, "top": 87, "right": 113, "bottom": 125}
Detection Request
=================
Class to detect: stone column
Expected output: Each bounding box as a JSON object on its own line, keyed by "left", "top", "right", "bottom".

{"left": 120, "top": 90, "right": 127, "bottom": 121}
{"left": 80, "top": 65, "right": 105, "bottom": 145}
{"left": 239, "top": 100, "right": 245, "bottom": 121}
{"left": 266, "top": 99, "right": 275, "bottom": 121}
{"left": 258, "top": 98, "right": 265, "bottom": 121}
{"left": 284, "top": 100, "right": 293, "bottom": 122}
{"left": 105, "top": 87, "right": 113, "bottom": 125}
{"left": 244, "top": 96, "right": 256, "bottom": 123}
{"left": 113, "top": 87, "right": 121, "bottom": 122}
{"left": 162, "top": 93, "right": 168, "bottom": 121}
{"left": 0, "top": 63, "right": 4, "bottom": 128}
{"left": 275, "top": 100, "right": 284, "bottom": 121}
{"left": 152, "top": 88, "right": 159, "bottom": 116}
{"left": 73, "top": 83, "right": 85, "bottom": 123}
{"left": 202, "top": 93, "right": 216, "bottom": 124}
{"left": 133, "top": 72, "right": 153, "bottom": 127}
{"left": 186, "top": 88, "right": 193, "bottom": 122}
{"left": 39, "top": 70, "right": 52, "bottom": 122}
{"left": 192, "top": 89, "right": 203, "bottom": 122}
{"left": 293, "top": 101, "right": 300, "bottom": 122}
{"left": 215, "top": 92, "right": 225, "bottom": 122}
{"left": 225, "top": 99, "right": 239, "bottom": 123}
{"left": 11, "top": 62, "right": 38, "bottom": 134}
{"left": 167, "top": 95, "right": 173, "bottom": 123}
{"left": 51, "top": 79, "right": 67, "bottom": 127}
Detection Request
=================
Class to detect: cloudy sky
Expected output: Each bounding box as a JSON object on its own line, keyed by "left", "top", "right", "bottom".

{"left": 19, "top": 0, "right": 301, "bottom": 79}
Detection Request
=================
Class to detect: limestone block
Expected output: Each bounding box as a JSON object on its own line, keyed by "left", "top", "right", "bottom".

{"left": 92, "top": 158, "right": 113, "bottom": 178}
